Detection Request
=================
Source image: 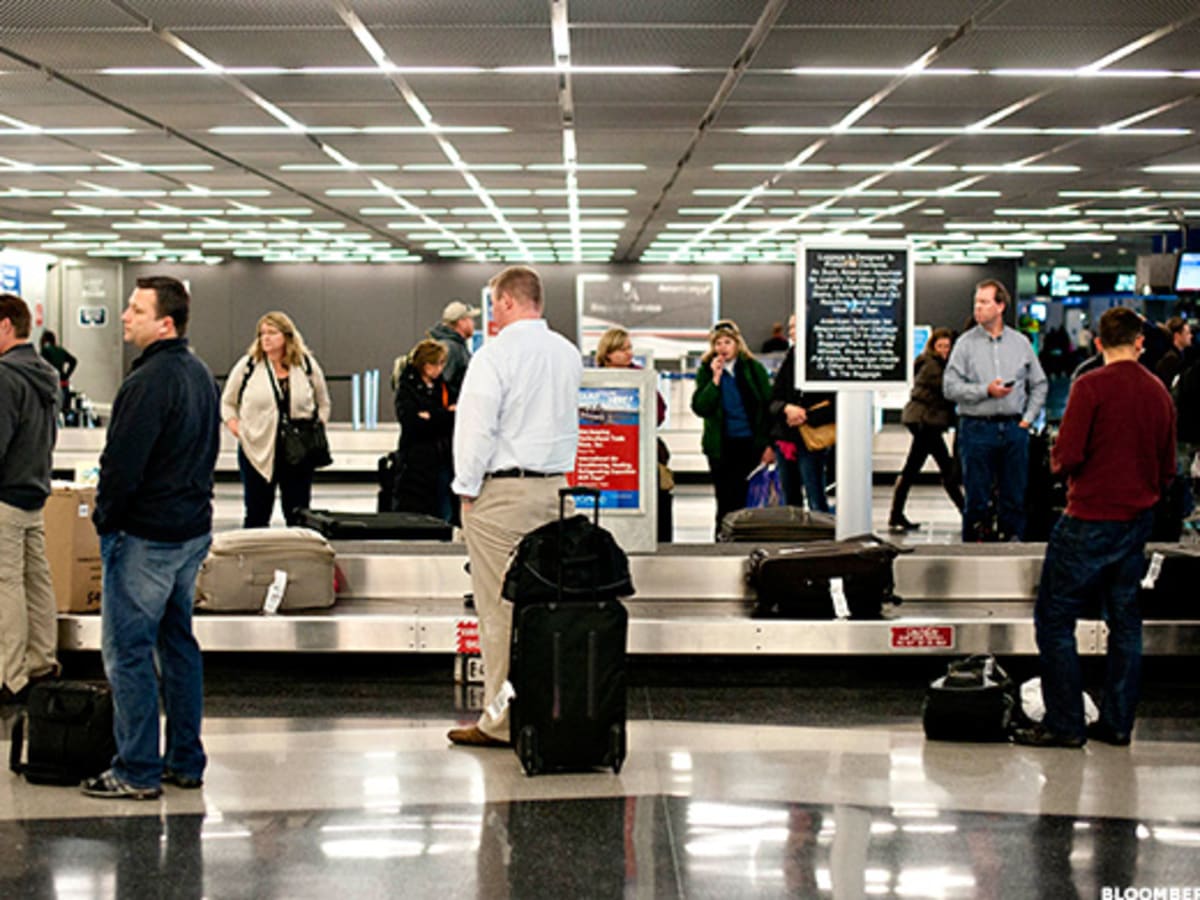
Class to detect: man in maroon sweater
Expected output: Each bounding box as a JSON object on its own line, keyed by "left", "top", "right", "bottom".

{"left": 1015, "top": 307, "right": 1176, "bottom": 748}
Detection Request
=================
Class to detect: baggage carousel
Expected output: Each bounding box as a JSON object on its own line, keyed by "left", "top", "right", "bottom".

{"left": 56, "top": 542, "right": 1200, "bottom": 657}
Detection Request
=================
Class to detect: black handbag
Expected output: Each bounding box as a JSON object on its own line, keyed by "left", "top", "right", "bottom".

{"left": 270, "top": 357, "right": 332, "bottom": 470}
{"left": 10, "top": 681, "right": 116, "bottom": 785}
{"left": 279, "top": 414, "right": 332, "bottom": 469}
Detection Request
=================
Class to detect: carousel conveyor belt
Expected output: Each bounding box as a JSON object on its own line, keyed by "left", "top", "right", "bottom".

{"left": 56, "top": 542, "right": 1200, "bottom": 656}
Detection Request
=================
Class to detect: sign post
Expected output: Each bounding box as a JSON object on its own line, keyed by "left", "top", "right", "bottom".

{"left": 796, "top": 240, "right": 914, "bottom": 538}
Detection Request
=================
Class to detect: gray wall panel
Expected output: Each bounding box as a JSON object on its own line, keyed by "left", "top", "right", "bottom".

{"left": 124, "top": 260, "right": 1016, "bottom": 420}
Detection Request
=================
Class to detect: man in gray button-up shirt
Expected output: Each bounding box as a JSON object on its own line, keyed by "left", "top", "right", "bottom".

{"left": 944, "top": 279, "right": 1048, "bottom": 541}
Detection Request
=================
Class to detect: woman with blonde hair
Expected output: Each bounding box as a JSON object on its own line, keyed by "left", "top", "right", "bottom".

{"left": 595, "top": 326, "right": 672, "bottom": 540}
{"left": 392, "top": 338, "right": 456, "bottom": 522}
{"left": 221, "top": 311, "right": 331, "bottom": 527}
{"left": 690, "top": 319, "right": 773, "bottom": 538}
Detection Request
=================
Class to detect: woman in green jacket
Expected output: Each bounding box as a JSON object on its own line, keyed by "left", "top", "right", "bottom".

{"left": 691, "top": 319, "right": 774, "bottom": 538}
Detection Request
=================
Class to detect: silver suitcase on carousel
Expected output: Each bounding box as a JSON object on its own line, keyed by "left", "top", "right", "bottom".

{"left": 195, "top": 528, "right": 336, "bottom": 612}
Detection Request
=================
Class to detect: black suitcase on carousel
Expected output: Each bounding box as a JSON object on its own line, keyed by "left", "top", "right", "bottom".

{"left": 718, "top": 506, "right": 836, "bottom": 543}
{"left": 294, "top": 508, "right": 452, "bottom": 541}
{"left": 746, "top": 534, "right": 905, "bottom": 619}
{"left": 1139, "top": 544, "right": 1200, "bottom": 619}
{"left": 503, "top": 487, "right": 634, "bottom": 775}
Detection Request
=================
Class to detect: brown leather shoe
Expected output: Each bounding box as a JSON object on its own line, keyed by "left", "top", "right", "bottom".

{"left": 447, "top": 725, "right": 511, "bottom": 748}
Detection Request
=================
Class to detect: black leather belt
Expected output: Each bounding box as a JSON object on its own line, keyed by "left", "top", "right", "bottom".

{"left": 965, "top": 414, "right": 1021, "bottom": 423}
{"left": 486, "top": 468, "right": 561, "bottom": 479}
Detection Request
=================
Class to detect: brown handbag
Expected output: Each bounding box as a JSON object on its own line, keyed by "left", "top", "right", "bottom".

{"left": 797, "top": 400, "right": 836, "bottom": 451}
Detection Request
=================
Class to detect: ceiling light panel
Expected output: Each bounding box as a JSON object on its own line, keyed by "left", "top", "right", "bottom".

{"left": 933, "top": 26, "right": 1151, "bottom": 70}
{"left": 0, "top": 31, "right": 184, "bottom": 70}
{"left": 570, "top": 27, "right": 750, "bottom": 67}
{"left": 372, "top": 26, "right": 552, "bottom": 68}
{"left": 749, "top": 25, "right": 963, "bottom": 70}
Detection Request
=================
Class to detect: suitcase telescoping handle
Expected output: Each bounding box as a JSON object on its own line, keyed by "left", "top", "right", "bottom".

{"left": 559, "top": 485, "right": 600, "bottom": 526}
{"left": 557, "top": 486, "right": 601, "bottom": 603}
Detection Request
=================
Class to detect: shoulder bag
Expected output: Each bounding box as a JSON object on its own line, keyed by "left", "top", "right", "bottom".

{"left": 271, "top": 357, "right": 332, "bottom": 470}
{"left": 798, "top": 400, "right": 836, "bottom": 452}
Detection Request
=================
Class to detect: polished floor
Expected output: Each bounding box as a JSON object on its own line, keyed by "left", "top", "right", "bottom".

{"left": 4, "top": 485, "right": 1198, "bottom": 897}
{"left": 2, "top": 655, "right": 1199, "bottom": 898}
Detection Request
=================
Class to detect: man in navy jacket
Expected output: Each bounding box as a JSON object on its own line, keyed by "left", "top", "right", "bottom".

{"left": 83, "top": 276, "right": 220, "bottom": 799}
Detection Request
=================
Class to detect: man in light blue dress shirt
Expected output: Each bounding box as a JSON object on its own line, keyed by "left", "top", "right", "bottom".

{"left": 944, "top": 280, "right": 1048, "bottom": 541}
{"left": 448, "top": 266, "right": 583, "bottom": 747}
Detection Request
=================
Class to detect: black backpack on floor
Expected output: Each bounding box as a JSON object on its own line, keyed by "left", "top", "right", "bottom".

{"left": 922, "top": 654, "right": 1017, "bottom": 743}
{"left": 9, "top": 681, "right": 116, "bottom": 786}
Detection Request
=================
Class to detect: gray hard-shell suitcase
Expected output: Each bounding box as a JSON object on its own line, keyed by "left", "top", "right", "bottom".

{"left": 195, "top": 528, "right": 336, "bottom": 612}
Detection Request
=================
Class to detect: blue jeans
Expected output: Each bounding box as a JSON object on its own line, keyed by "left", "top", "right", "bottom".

{"left": 775, "top": 442, "right": 831, "bottom": 513}
{"left": 100, "top": 531, "right": 211, "bottom": 788}
{"left": 1034, "top": 509, "right": 1154, "bottom": 739}
{"left": 958, "top": 417, "right": 1029, "bottom": 540}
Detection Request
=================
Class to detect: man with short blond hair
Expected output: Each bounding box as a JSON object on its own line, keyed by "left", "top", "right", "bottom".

{"left": 0, "top": 293, "right": 61, "bottom": 704}
{"left": 448, "top": 265, "right": 581, "bottom": 747}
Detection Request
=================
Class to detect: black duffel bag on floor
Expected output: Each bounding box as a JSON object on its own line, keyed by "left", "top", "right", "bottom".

{"left": 9, "top": 681, "right": 116, "bottom": 786}
{"left": 922, "top": 654, "right": 1017, "bottom": 743}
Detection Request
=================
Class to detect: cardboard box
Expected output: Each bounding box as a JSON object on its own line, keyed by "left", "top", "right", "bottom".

{"left": 43, "top": 484, "right": 102, "bottom": 613}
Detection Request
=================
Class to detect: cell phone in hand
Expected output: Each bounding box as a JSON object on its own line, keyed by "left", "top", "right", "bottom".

{"left": 1002, "top": 380, "right": 1015, "bottom": 388}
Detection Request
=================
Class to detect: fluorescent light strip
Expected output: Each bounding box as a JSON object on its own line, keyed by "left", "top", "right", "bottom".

{"left": 280, "top": 164, "right": 398, "bottom": 172}
{"left": 211, "top": 125, "right": 509, "bottom": 135}
{"left": 739, "top": 125, "right": 1189, "bottom": 137}
{"left": 334, "top": 2, "right": 530, "bottom": 261}
{"left": 1144, "top": 165, "right": 1200, "bottom": 173}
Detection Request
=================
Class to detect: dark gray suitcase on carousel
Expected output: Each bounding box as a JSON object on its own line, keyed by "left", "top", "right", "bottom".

{"left": 718, "top": 506, "right": 836, "bottom": 543}
{"left": 503, "top": 487, "right": 632, "bottom": 775}
{"left": 294, "top": 508, "right": 452, "bottom": 541}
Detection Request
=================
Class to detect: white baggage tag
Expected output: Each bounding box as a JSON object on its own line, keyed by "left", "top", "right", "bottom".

{"left": 1140, "top": 552, "right": 1164, "bottom": 590}
{"left": 485, "top": 680, "right": 516, "bottom": 723}
{"left": 830, "top": 576, "right": 850, "bottom": 620}
{"left": 262, "top": 569, "right": 288, "bottom": 615}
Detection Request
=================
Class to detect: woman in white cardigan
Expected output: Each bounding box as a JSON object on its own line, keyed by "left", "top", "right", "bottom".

{"left": 221, "top": 311, "right": 332, "bottom": 527}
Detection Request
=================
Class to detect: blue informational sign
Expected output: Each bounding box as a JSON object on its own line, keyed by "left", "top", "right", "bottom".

{"left": 571, "top": 387, "right": 641, "bottom": 511}
{"left": 0, "top": 264, "right": 20, "bottom": 294}
{"left": 78, "top": 306, "right": 108, "bottom": 327}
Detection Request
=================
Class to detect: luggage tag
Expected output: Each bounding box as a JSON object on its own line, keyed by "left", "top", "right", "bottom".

{"left": 1140, "top": 552, "right": 1164, "bottom": 590}
{"left": 485, "top": 680, "right": 516, "bottom": 724}
{"left": 262, "top": 569, "right": 288, "bottom": 615}
{"left": 829, "top": 577, "right": 850, "bottom": 620}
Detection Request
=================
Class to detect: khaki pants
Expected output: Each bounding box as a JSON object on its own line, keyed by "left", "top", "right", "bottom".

{"left": 463, "top": 477, "right": 566, "bottom": 742}
{"left": 0, "top": 501, "right": 59, "bottom": 693}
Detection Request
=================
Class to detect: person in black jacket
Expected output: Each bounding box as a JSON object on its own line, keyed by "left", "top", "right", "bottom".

{"left": 84, "top": 276, "right": 220, "bottom": 801}
{"left": 889, "top": 328, "right": 965, "bottom": 532}
{"left": 38, "top": 329, "right": 77, "bottom": 415}
{"left": 769, "top": 316, "right": 835, "bottom": 513}
{"left": 393, "top": 338, "right": 456, "bottom": 522}
{"left": 0, "top": 293, "right": 61, "bottom": 704}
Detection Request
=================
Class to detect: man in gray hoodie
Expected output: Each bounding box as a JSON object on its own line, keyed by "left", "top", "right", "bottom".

{"left": 0, "top": 293, "right": 60, "bottom": 703}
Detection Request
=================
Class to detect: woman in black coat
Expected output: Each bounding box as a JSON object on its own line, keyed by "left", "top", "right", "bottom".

{"left": 393, "top": 338, "right": 456, "bottom": 522}
{"left": 889, "top": 327, "right": 964, "bottom": 531}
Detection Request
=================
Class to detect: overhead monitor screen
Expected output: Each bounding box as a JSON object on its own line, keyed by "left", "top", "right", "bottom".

{"left": 1175, "top": 252, "right": 1200, "bottom": 293}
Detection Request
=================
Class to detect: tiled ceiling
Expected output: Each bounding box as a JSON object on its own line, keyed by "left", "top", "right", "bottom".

{"left": 0, "top": 0, "right": 1197, "bottom": 267}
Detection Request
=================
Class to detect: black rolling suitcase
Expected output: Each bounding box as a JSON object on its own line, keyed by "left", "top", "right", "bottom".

{"left": 1139, "top": 544, "right": 1200, "bottom": 619}
{"left": 294, "top": 508, "right": 452, "bottom": 541}
{"left": 503, "top": 486, "right": 634, "bottom": 775}
{"left": 746, "top": 534, "right": 905, "bottom": 619}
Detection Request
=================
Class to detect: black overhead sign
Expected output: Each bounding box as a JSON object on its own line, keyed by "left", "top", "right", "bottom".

{"left": 797, "top": 242, "right": 913, "bottom": 391}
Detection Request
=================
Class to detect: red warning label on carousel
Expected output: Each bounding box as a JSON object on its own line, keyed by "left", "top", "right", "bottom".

{"left": 889, "top": 625, "right": 955, "bottom": 650}
{"left": 455, "top": 618, "right": 480, "bottom": 655}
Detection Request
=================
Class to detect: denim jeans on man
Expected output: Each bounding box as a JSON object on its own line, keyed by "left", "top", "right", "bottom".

{"left": 957, "top": 416, "right": 1029, "bottom": 540}
{"left": 774, "top": 442, "right": 832, "bottom": 513}
{"left": 100, "top": 531, "right": 211, "bottom": 789}
{"left": 1034, "top": 508, "right": 1154, "bottom": 740}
